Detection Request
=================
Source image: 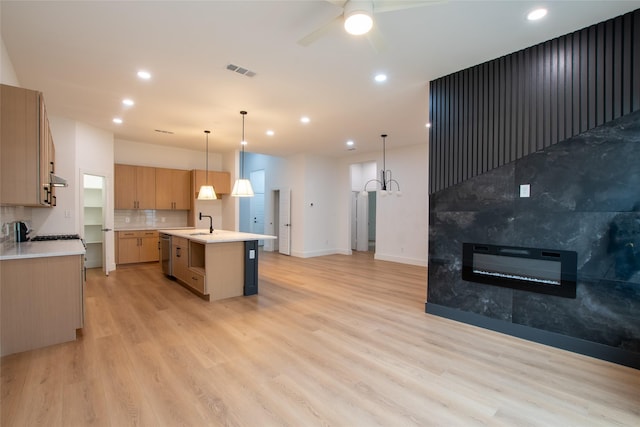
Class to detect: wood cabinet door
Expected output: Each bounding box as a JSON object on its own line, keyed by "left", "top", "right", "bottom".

{"left": 173, "top": 169, "right": 191, "bottom": 209}
{"left": 172, "top": 240, "right": 188, "bottom": 281}
{"left": 139, "top": 235, "right": 159, "bottom": 263}
{"left": 117, "top": 234, "right": 140, "bottom": 264}
{"left": 211, "top": 171, "right": 231, "bottom": 195}
{"left": 156, "top": 168, "right": 190, "bottom": 210}
{"left": 115, "top": 164, "right": 137, "bottom": 209}
{"left": 0, "top": 84, "right": 40, "bottom": 206}
{"left": 155, "top": 168, "right": 174, "bottom": 209}
{"left": 135, "top": 166, "right": 156, "bottom": 209}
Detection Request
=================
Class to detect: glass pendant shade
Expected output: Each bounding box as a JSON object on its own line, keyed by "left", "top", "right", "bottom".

{"left": 231, "top": 178, "right": 254, "bottom": 197}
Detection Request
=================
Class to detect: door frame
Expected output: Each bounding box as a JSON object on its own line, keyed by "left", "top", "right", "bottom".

{"left": 79, "top": 169, "right": 114, "bottom": 275}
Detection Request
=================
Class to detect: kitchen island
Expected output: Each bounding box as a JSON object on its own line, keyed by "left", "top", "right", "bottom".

{"left": 158, "top": 229, "right": 276, "bottom": 301}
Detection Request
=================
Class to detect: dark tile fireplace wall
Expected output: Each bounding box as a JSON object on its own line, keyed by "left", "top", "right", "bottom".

{"left": 427, "top": 9, "right": 640, "bottom": 368}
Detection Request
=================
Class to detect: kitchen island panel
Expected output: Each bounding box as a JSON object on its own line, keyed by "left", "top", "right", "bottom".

{"left": 205, "top": 241, "right": 244, "bottom": 301}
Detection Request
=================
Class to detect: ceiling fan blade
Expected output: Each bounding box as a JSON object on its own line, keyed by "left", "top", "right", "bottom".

{"left": 297, "top": 14, "right": 343, "bottom": 47}
{"left": 366, "top": 25, "right": 387, "bottom": 53}
{"left": 373, "top": 0, "right": 445, "bottom": 13}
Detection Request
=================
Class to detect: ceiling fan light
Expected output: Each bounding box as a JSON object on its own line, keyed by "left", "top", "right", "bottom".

{"left": 344, "top": 12, "right": 373, "bottom": 35}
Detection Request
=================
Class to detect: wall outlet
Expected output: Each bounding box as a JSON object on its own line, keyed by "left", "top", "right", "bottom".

{"left": 125, "top": 217, "right": 130, "bottom": 223}
{"left": 161, "top": 217, "right": 166, "bottom": 223}
{"left": 520, "top": 184, "right": 531, "bottom": 198}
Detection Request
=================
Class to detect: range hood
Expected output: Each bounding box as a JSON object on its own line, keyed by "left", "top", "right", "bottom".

{"left": 50, "top": 172, "right": 68, "bottom": 187}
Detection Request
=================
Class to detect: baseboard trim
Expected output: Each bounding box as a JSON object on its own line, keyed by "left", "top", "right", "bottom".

{"left": 425, "top": 302, "right": 640, "bottom": 370}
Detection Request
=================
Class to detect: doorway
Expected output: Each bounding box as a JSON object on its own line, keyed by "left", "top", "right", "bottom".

{"left": 271, "top": 188, "right": 291, "bottom": 255}
{"left": 82, "top": 173, "right": 109, "bottom": 274}
{"left": 350, "top": 161, "right": 377, "bottom": 253}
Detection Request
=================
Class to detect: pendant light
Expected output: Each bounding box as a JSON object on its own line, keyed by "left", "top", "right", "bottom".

{"left": 197, "top": 130, "right": 217, "bottom": 200}
{"left": 361, "top": 134, "right": 402, "bottom": 197}
{"left": 231, "top": 111, "right": 255, "bottom": 197}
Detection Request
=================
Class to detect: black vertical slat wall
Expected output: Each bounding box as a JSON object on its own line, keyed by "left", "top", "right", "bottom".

{"left": 429, "top": 9, "right": 640, "bottom": 194}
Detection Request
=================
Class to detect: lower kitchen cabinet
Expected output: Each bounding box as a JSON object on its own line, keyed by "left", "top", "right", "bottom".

{"left": 116, "top": 230, "right": 159, "bottom": 264}
{"left": 1, "top": 255, "right": 84, "bottom": 356}
{"left": 171, "top": 238, "right": 208, "bottom": 295}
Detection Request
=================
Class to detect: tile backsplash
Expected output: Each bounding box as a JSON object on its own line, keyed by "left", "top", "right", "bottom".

{"left": 0, "top": 206, "right": 32, "bottom": 243}
{"left": 115, "top": 209, "right": 188, "bottom": 230}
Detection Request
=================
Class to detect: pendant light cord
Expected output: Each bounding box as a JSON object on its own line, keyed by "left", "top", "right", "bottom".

{"left": 204, "top": 130, "right": 210, "bottom": 185}
{"left": 240, "top": 111, "right": 247, "bottom": 179}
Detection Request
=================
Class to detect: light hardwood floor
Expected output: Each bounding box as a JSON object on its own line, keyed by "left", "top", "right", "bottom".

{"left": 2, "top": 251, "right": 639, "bottom": 426}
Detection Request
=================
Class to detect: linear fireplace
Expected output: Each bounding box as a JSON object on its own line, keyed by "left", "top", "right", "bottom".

{"left": 462, "top": 243, "right": 577, "bottom": 298}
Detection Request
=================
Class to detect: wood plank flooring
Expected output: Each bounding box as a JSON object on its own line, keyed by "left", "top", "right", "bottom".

{"left": 2, "top": 251, "right": 639, "bottom": 426}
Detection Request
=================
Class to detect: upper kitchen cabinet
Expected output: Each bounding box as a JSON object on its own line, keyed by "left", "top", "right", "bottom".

{"left": 0, "top": 84, "right": 56, "bottom": 207}
{"left": 155, "top": 168, "right": 190, "bottom": 210}
{"left": 114, "top": 164, "right": 156, "bottom": 209}
{"left": 192, "top": 169, "right": 231, "bottom": 197}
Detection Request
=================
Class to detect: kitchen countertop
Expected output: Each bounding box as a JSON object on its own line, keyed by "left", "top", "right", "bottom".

{"left": 1, "top": 240, "right": 86, "bottom": 261}
{"left": 158, "top": 228, "right": 276, "bottom": 244}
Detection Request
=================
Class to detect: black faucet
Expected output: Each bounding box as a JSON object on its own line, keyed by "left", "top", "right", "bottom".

{"left": 199, "top": 212, "right": 214, "bottom": 233}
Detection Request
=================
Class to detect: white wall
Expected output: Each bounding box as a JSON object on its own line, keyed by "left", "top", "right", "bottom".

{"left": 338, "top": 143, "right": 429, "bottom": 267}
{"left": 31, "top": 116, "right": 78, "bottom": 236}
{"left": 300, "top": 154, "right": 341, "bottom": 257}
{"left": 114, "top": 138, "right": 223, "bottom": 170}
{"left": 77, "top": 122, "right": 115, "bottom": 272}
{"left": 373, "top": 144, "right": 428, "bottom": 266}
{"left": 1, "top": 37, "right": 19, "bottom": 86}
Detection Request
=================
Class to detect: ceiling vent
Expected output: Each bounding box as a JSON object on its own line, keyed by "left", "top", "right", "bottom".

{"left": 154, "top": 129, "right": 174, "bottom": 134}
{"left": 226, "top": 64, "right": 256, "bottom": 77}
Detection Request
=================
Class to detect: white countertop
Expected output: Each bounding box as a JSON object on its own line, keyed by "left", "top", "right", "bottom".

{"left": 158, "top": 228, "right": 276, "bottom": 244}
{"left": 1, "top": 240, "right": 86, "bottom": 260}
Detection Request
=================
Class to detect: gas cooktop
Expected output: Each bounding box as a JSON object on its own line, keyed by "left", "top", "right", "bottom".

{"left": 30, "top": 234, "right": 81, "bottom": 241}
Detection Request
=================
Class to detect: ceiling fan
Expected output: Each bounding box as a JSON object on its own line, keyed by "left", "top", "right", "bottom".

{"left": 298, "top": 0, "right": 442, "bottom": 49}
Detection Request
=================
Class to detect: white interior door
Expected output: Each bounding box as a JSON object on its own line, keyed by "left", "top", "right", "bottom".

{"left": 278, "top": 188, "right": 291, "bottom": 255}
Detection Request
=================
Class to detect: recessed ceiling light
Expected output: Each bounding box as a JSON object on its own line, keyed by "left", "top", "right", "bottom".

{"left": 241, "top": 140, "right": 248, "bottom": 146}
{"left": 346, "top": 140, "right": 355, "bottom": 146}
{"left": 374, "top": 73, "right": 387, "bottom": 83}
{"left": 122, "top": 98, "right": 134, "bottom": 106}
{"left": 300, "top": 116, "right": 310, "bottom": 124}
{"left": 266, "top": 130, "right": 275, "bottom": 136}
{"left": 137, "top": 70, "right": 151, "bottom": 80}
{"left": 113, "top": 118, "right": 123, "bottom": 124}
{"left": 425, "top": 122, "right": 431, "bottom": 128}
{"left": 527, "top": 8, "right": 547, "bottom": 21}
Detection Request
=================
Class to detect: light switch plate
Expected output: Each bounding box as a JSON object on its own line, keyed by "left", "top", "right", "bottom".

{"left": 249, "top": 249, "right": 255, "bottom": 259}
{"left": 520, "top": 184, "right": 530, "bottom": 198}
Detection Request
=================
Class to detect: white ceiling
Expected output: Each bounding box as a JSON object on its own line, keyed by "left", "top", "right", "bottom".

{"left": 2, "top": 1, "right": 639, "bottom": 158}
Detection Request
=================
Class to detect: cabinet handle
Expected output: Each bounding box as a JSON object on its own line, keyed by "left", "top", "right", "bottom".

{"left": 192, "top": 276, "right": 198, "bottom": 281}
{"left": 52, "top": 195, "right": 57, "bottom": 206}
{"left": 176, "top": 247, "right": 181, "bottom": 257}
